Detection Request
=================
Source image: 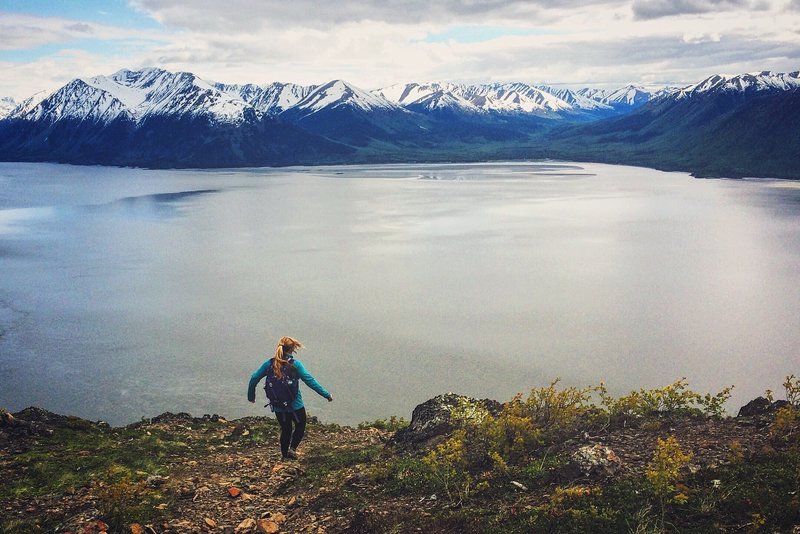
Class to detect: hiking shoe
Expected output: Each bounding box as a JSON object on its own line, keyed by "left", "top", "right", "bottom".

{"left": 285, "top": 448, "right": 299, "bottom": 460}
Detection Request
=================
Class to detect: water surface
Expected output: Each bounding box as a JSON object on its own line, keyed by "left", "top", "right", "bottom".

{"left": 1, "top": 161, "right": 798, "bottom": 425}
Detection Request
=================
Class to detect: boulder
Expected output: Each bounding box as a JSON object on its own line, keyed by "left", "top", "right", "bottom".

{"left": 1, "top": 408, "right": 55, "bottom": 437}
{"left": 561, "top": 444, "right": 623, "bottom": 480}
{"left": 737, "top": 397, "right": 790, "bottom": 417}
{"left": 389, "top": 393, "right": 501, "bottom": 450}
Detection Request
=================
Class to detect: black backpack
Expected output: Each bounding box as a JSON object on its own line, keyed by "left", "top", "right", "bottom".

{"left": 264, "top": 358, "right": 300, "bottom": 421}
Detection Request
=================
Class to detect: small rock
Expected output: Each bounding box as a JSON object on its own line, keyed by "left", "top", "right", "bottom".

{"left": 256, "top": 519, "right": 279, "bottom": 533}
{"left": 80, "top": 520, "right": 110, "bottom": 533}
{"left": 232, "top": 424, "right": 249, "bottom": 437}
{"left": 146, "top": 475, "right": 168, "bottom": 488}
{"left": 228, "top": 486, "right": 242, "bottom": 498}
{"left": 235, "top": 518, "right": 257, "bottom": 533}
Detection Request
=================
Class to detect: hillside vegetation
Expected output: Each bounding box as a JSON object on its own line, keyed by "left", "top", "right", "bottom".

{"left": 1, "top": 376, "right": 799, "bottom": 533}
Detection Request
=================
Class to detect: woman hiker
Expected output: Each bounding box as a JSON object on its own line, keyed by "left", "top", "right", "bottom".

{"left": 247, "top": 336, "right": 333, "bottom": 460}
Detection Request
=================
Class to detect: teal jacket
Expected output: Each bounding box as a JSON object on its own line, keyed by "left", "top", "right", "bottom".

{"left": 247, "top": 357, "right": 331, "bottom": 411}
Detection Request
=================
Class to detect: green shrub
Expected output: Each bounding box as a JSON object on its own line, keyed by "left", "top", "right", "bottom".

{"left": 94, "top": 468, "right": 168, "bottom": 532}
{"left": 357, "top": 416, "right": 409, "bottom": 432}
{"left": 423, "top": 430, "right": 476, "bottom": 503}
{"left": 646, "top": 436, "right": 693, "bottom": 527}
{"left": 784, "top": 374, "right": 800, "bottom": 406}
{"left": 598, "top": 378, "right": 733, "bottom": 419}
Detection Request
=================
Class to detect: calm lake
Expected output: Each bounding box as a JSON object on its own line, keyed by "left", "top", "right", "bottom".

{"left": 0, "top": 161, "right": 798, "bottom": 426}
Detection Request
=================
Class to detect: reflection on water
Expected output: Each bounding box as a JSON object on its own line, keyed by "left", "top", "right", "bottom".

{"left": 85, "top": 189, "right": 222, "bottom": 220}
{"left": 0, "top": 161, "right": 799, "bottom": 426}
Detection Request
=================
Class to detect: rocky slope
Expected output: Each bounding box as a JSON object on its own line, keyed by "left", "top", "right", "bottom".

{"left": 1, "top": 391, "right": 798, "bottom": 533}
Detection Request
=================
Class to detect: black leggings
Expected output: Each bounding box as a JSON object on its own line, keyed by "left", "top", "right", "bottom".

{"left": 276, "top": 407, "right": 306, "bottom": 458}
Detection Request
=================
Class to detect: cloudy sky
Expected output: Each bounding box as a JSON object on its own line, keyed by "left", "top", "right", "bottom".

{"left": 1, "top": 0, "right": 799, "bottom": 100}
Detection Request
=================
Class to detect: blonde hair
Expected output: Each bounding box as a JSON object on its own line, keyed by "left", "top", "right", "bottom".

{"left": 272, "top": 336, "right": 303, "bottom": 379}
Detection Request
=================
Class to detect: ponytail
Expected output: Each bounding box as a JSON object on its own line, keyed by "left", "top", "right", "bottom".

{"left": 272, "top": 336, "right": 303, "bottom": 379}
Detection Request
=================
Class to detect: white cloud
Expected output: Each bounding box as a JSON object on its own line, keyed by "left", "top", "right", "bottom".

{"left": 682, "top": 31, "right": 723, "bottom": 42}
{"left": 1, "top": 0, "right": 799, "bottom": 99}
{"left": 130, "top": 0, "right": 616, "bottom": 30}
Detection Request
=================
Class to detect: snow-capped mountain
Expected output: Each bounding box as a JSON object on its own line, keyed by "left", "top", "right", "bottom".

{"left": 1, "top": 68, "right": 797, "bottom": 176}
{"left": 279, "top": 80, "right": 422, "bottom": 146}
{"left": 5, "top": 90, "right": 48, "bottom": 118}
{"left": 214, "top": 81, "right": 317, "bottom": 115}
{"left": 535, "top": 86, "right": 611, "bottom": 111}
{"left": 374, "top": 81, "right": 665, "bottom": 116}
{"left": 376, "top": 82, "right": 580, "bottom": 115}
{"left": 24, "top": 78, "right": 135, "bottom": 124}
{"left": 548, "top": 71, "right": 800, "bottom": 179}
{"left": 602, "top": 85, "right": 654, "bottom": 108}
{"left": 86, "top": 68, "right": 253, "bottom": 123}
{"left": 675, "top": 71, "right": 800, "bottom": 99}
{"left": 572, "top": 85, "right": 665, "bottom": 110}
{"left": 290, "top": 79, "right": 402, "bottom": 116}
{"left": 11, "top": 68, "right": 255, "bottom": 126}
{"left": 374, "top": 82, "right": 482, "bottom": 113}
{"left": 4, "top": 67, "right": 677, "bottom": 130}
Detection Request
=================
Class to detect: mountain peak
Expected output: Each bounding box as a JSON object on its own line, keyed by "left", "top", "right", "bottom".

{"left": 678, "top": 71, "right": 800, "bottom": 99}
{"left": 293, "top": 79, "right": 400, "bottom": 115}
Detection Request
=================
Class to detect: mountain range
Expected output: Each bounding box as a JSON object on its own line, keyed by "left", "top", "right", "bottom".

{"left": 0, "top": 68, "right": 798, "bottom": 177}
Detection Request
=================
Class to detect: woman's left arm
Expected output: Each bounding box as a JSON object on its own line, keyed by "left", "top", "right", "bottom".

{"left": 294, "top": 359, "right": 332, "bottom": 400}
{"left": 247, "top": 359, "right": 271, "bottom": 402}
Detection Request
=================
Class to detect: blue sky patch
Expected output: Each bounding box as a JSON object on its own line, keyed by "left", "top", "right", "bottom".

{"left": 1, "top": 0, "right": 162, "bottom": 30}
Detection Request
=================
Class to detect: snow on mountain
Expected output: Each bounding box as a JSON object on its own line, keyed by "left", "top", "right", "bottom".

{"left": 574, "top": 85, "right": 662, "bottom": 109}
{"left": 411, "top": 90, "right": 483, "bottom": 113}
{"left": 292, "top": 80, "right": 402, "bottom": 116}
{"left": 460, "top": 83, "right": 571, "bottom": 114}
{"left": 576, "top": 87, "right": 607, "bottom": 101}
{"left": 214, "top": 81, "right": 317, "bottom": 115}
{"left": 5, "top": 68, "right": 798, "bottom": 130}
{"left": 376, "top": 82, "right": 580, "bottom": 114}
{"left": 375, "top": 82, "right": 482, "bottom": 112}
{"left": 376, "top": 81, "right": 658, "bottom": 114}
{"left": 9, "top": 68, "right": 255, "bottom": 125}
{"left": 676, "top": 71, "right": 800, "bottom": 99}
{"left": 0, "top": 97, "right": 17, "bottom": 119}
{"left": 20, "top": 79, "right": 134, "bottom": 123}
{"left": 7, "top": 90, "right": 48, "bottom": 118}
{"left": 603, "top": 85, "right": 652, "bottom": 107}
{"left": 87, "top": 68, "right": 251, "bottom": 123}
{"left": 536, "top": 85, "right": 611, "bottom": 111}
